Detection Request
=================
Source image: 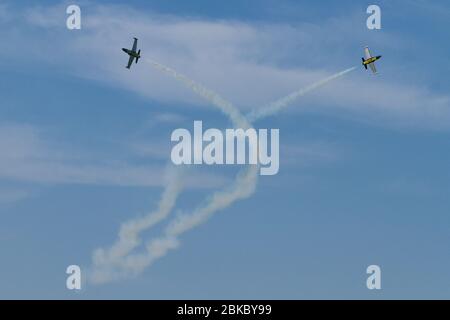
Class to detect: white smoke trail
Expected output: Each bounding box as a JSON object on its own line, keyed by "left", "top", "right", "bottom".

{"left": 166, "top": 165, "right": 258, "bottom": 236}
{"left": 90, "top": 61, "right": 354, "bottom": 284}
{"left": 107, "top": 165, "right": 259, "bottom": 278}
{"left": 113, "top": 65, "right": 356, "bottom": 278}
{"left": 247, "top": 67, "right": 356, "bottom": 122}
{"left": 89, "top": 59, "right": 258, "bottom": 284}
{"left": 90, "top": 166, "right": 184, "bottom": 284}
{"left": 147, "top": 59, "right": 250, "bottom": 130}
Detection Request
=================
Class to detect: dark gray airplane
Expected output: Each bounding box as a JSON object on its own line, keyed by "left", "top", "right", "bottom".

{"left": 122, "top": 38, "right": 141, "bottom": 69}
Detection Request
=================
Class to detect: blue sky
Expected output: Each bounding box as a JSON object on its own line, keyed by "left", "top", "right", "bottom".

{"left": 0, "top": 0, "right": 449, "bottom": 299}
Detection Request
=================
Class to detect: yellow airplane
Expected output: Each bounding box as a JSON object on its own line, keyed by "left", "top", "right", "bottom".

{"left": 362, "top": 46, "right": 382, "bottom": 74}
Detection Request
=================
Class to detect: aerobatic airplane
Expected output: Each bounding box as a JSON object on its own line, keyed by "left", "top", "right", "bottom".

{"left": 122, "top": 38, "right": 141, "bottom": 69}
{"left": 362, "top": 46, "right": 382, "bottom": 74}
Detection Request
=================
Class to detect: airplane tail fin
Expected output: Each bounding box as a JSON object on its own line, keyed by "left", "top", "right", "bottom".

{"left": 136, "top": 50, "right": 141, "bottom": 64}
{"left": 362, "top": 57, "right": 367, "bottom": 69}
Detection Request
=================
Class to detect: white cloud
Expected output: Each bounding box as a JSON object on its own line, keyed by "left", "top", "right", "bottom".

{"left": 11, "top": 3, "right": 448, "bottom": 130}
{"left": 313, "top": 76, "right": 450, "bottom": 130}
{"left": 1, "top": 3, "right": 447, "bottom": 194}
{"left": 0, "top": 123, "right": 227, "bottom": 189}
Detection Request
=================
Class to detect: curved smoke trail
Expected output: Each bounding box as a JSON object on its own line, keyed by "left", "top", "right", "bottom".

{"left": 111, "top": 165, "right": 259, "bottom": 278}
{"left": 90, "top": 60, "right": 258, "bottom": 284}
{"left": 90, "top": 166, "right": 184, "bottom": 283}
{"left": 90, "top": 61, "right": 355, "bottom": 284}
{"left": 147, "top": 59, "right": 251, "bottom": 129}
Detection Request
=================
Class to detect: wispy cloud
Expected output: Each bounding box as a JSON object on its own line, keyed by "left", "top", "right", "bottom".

{"left": 2, "top": 1, "right": 449, "bottom": 287}
{"left": 0, "top": 123, "right": 226, "bottom": 188}
{"left": 90, "top": 58, "right": 258, "bottom": 284}
{"left": 8, "top": 3, "right": 447, "bottom": 130}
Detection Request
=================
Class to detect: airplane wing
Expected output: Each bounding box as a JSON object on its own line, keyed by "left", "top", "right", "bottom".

{"left": 369, "top": 62, "right": 377, "bottom": 74}
{"left": 364, "top": 46, "right": 372, "bottom": 59}
{"left": 126, "top": 55, "right": 135, "bottom": 69}
{"left": 132, "top": 38, "right": 138, "bottom": 52}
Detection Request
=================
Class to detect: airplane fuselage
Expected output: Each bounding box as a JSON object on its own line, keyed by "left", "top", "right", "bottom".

{"left": 362, "top": 55, "right": 382, "bottom": 65}
{"left": 122, "top": 38, "right": 141, "bottom": 69}
{"left": 122, "top": 48, "right": 140, "bottom": 59}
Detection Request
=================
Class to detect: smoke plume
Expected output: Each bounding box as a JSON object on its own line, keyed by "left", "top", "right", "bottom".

{"left": 90, "top": 61, "right": 354, "bottom": 284}
{"left": 90, "top": 60, "right": 258, "bottom": 283}
{"left": 247, "top": 67, "right": 356, "bottom": 122}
